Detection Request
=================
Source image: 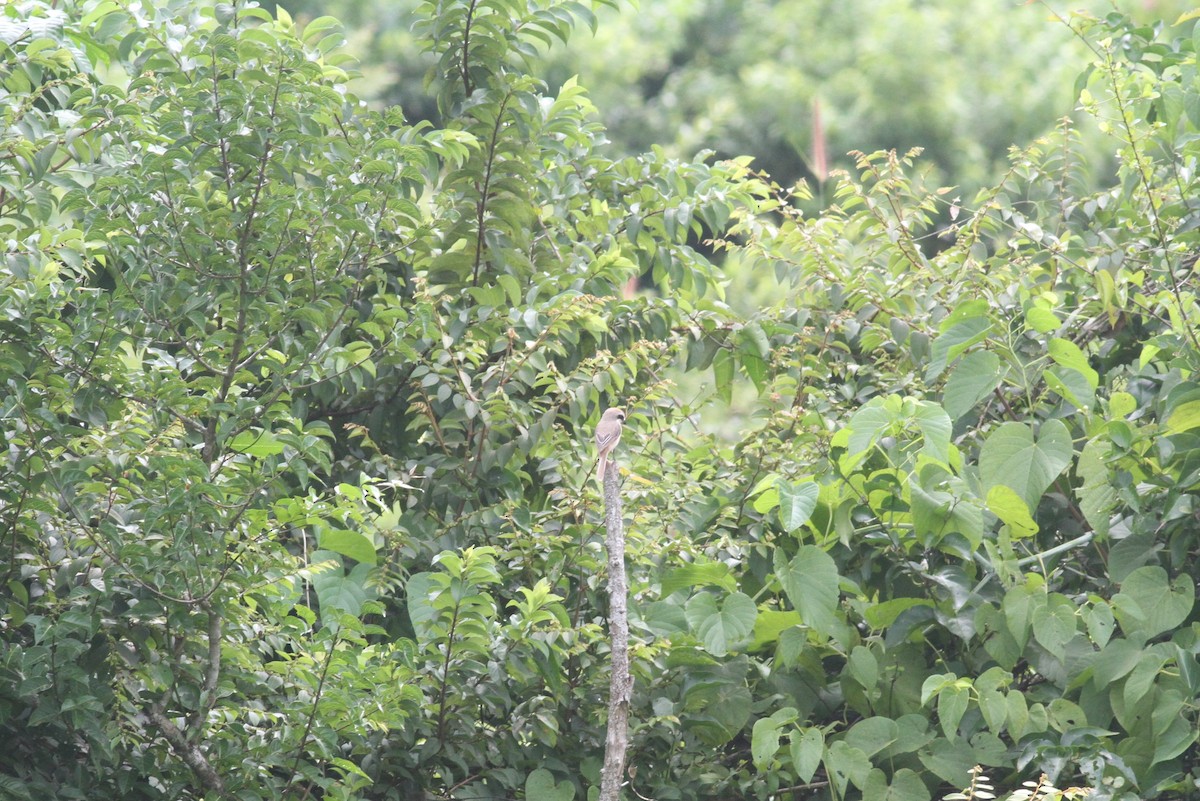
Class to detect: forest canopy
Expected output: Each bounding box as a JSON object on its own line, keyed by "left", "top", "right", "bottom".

{"left": 2, "top": 1, "right": 1200, "bottom": 800}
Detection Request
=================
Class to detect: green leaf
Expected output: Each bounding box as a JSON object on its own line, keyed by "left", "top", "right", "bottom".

{"left": 1031, "top": 594, "right": 1077, "bottom": 660}
{"left": 865, "top": 597, "right": 934, "bottom": 629}
{"left": 310, "top": 553, "right": 371, "bottom": 620}
{"left": 1045, "top": 366, "right": 1096, "bottom": 411}
{"left": 1154, "top": 715, "right": 1197, "bottom": 764}
{"left": 1108, "top": 531, "right": 1159, "bottom": 584}
{"left": 1113, "top": 566, "right": 1194, "bottom": 638}
{"left": 910, "top": 482, "right": 956, "bottom": 545}
{"left": 825, "top": 741, "right": 872, "bottom": 795}
{"left": 526, "top": 768, "right": 574, "bottom": 801}
{"left": 661, "top": 562, "right": 737, "bottom": 597}
{"left": 1076, "top": 437, "right": 1115, "bottom": 538}
{"left": 227, "top": 429, "right": 285, "bottom": 456}
{"left": 685, "top": 591, "right": 758, "bottom": 656}
{"left": 1046, "top": 698, "right": 1088, "bottom": 732}
{"left": 937, "top": 683, "right": 969, "bottom": 740}
{"left": 942, "top": 350, "right": 1001, "bottom": 420}
{"left": 405, "top": 572, "right": 438, "bottom": 639}
{"left": 1092, "top": 638, "right": 1143, "bottom": 689}
{"left": 913, "top": 401, "right": 952, "bottom": 463}
{"left": 927, "top": 305, "right": 992, "bottom": 381}
{"left": 846, "top": 400, "right": 893, "bottom": 457}
{"left": 1176, "top": 644, "right": 1200, "bottom": 694}
{"left": 318, "top": 528, "right": 377, "bottom": 566}
{"left": 713, "top": 347, "right": 735, "bottom": 405}
{"left": 979, "top": 419, "right": 1073, "bottom": 511}
{"left": 1123, "top": 650, "right": 1166, "bottom": 710}
{"left": 847, "top": 646, "right": 879, "bottom": 689}
{"left": 777, "top": 479, "right": 819, "bottom": 532}
{"left": 774, "top": 545, "right": 840, "bottom": 636}
{"left": 790, "top": 727, "right": 824, "bottom": 783}
{"left": 918, "top": 737, "right": 976, "bottom": 788}
{"left": 863, "top": 768, "right": 932, "bottom": 801}
{"left": 845, "top": 716, "right": 899, "bottom": 756}
{"left": 750, "top": 609, "right": 803, "bottom": 650}
{"left": 1083, "top": 600, "right": 1115, "bottom": 648}
{"left": 751, "top": 707, "right": 797, "bottom": 770}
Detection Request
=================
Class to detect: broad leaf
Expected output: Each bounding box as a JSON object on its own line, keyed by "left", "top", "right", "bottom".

{"left": 1113, "top": 566, "right": 1194, "bottom": 638}
{"left": 774, "top": 545, "right": 840, "bottom": 636}
{"left": 777, "top": 479, "right": 819, "bottom": 532}
{"left": 685, "top": 591, "right": 758, "bottom": 656}
{"left": 942, "top": 349, "right": 1001, "bottom": 420}
{"left": 790, "top": 727, "right": 824, "bottom": 783}
{"left": 979, "top": 419, "right": 1073, "bottom": 511}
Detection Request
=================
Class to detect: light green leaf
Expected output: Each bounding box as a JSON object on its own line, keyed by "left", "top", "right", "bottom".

{"left": 1048, "top": 338, "right": 1099, "bottom": 388}
{"left": 318, "top": 528, "right": 377, "bottom": 566}
{"left": 228, "top": 429, "right": 285, "bottom": 456}
{"left": 1108, "top": 391, "right": 1136, "bottom": 418}
{"left": 985, "top": 484, "right": 1038, "bottom": 538}
{"left": 865, "top": 597, "right": 934, "bottom": 630}
{"left": 713, "top": 347, "right": 735, "bottom": 405}
{"left": 979, "top": 419, "right": 1073, "bottom": 511}
{"left": 1166, "top": 399, "right": 1200, "bottom": 434}
{"left": 750, "top": 609, "right": 803, "bottom": 650}
{"left": 753, "top": 486, "right": 780, "bottom": 514}
{"left": 1025, "top": 306, "right": 1061, "bottom": 333}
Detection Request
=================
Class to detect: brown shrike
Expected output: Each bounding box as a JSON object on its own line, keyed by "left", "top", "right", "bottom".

{"left": 594, "top": 407, "right": 626, "bottom": 484}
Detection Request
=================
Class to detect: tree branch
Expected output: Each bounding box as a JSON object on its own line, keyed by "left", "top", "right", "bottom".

{"left": 599, "top": 460, "right": 631, "bottom": 801}
{"left": 146, "top": 708, "right": 227, "bottom": 797}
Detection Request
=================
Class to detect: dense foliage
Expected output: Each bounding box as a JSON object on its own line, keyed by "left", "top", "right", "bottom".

{"left": 1, "top": 2, "right": 1199, "bottom": 801}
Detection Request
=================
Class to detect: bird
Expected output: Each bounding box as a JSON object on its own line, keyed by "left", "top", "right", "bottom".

{"left": 594, "top": 407, "right": 626, "bottom": 485}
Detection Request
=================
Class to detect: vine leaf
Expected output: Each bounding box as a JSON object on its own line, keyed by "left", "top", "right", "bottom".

{"left": 979, "top": 419, "right": 1072, "bottom": 511}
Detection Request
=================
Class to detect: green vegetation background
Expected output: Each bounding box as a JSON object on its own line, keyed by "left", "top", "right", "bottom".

{"left": 3, "top": 1, "right": 1200, "bottom": 800}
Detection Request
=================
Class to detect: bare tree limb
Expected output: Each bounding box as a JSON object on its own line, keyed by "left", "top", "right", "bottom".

{"left": 146, "top": 708, "right": 227, "bottom": 797}
{"left": 599, "top": 459, "right": 631, "bottom": 801}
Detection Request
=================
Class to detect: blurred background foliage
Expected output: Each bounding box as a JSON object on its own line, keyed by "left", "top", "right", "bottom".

{"left": 276, "top": 0, "right": 1194, "bottom": 197}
